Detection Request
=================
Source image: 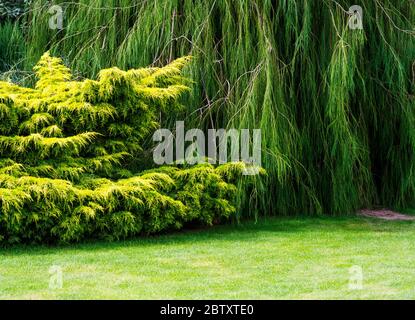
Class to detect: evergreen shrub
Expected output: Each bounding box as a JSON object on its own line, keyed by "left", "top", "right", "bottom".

{"left": 0, "top": 52, "right": 255, "bottom": 244}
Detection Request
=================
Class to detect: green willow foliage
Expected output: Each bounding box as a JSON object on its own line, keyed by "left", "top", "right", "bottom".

{"left": 0, "top": 0, "right": 27, "bottom": 72}
{"left": 0, "top": 52, "right": 251, "bottom": 244}
{"left": 1, "top": 0, "right": 415, "bottom": 217}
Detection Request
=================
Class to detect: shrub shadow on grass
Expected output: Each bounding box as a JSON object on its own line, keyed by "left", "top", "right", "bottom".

{"left": 1, "top": 215, "right": 414, "bottom": 258}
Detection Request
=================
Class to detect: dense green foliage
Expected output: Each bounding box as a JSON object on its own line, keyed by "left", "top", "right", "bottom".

{"left": 0, "top": 0, "right": 27, "bottom": 72}
{"left": 0, "top": 0, "right": 29, "bottom": 21}
{"left": 0, "top": 53, "right": 250, "bottom": 244}
{"left": 0, "top": 0, "right": 414, "bottom": 218}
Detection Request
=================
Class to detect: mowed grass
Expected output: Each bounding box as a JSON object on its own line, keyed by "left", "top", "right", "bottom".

{"left": 1, "top": 216, "right": 415, "bottom": 299}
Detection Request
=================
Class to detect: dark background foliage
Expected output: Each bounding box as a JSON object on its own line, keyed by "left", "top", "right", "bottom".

{"left": 0, "top": 0, "right": 30, "bottom": 21}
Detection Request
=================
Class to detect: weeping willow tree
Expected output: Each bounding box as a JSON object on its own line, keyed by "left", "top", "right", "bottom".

{"left": 0, "top": 52, "right": 253, "bottom": 244}
{"left": 1, "top": 0, "right": 415, "bottom": 217}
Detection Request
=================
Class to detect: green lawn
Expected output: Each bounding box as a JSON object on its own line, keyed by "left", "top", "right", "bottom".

{"left": 1, "top": 216, "right": 415, "bottom": 299}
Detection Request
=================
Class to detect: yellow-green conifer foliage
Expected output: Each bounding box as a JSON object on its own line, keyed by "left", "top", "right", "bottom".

{"left": 0, "top": 52, "right": 249, "bottom": 244}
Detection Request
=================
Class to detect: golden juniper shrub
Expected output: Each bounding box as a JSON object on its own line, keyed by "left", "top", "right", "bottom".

{"left": 0, "top": 52, "right": 251, "bottom": 244}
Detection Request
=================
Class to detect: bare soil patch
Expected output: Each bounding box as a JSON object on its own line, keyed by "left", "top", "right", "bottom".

{"left": 359, "top": 209, "right": 415, "bottom": 221}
